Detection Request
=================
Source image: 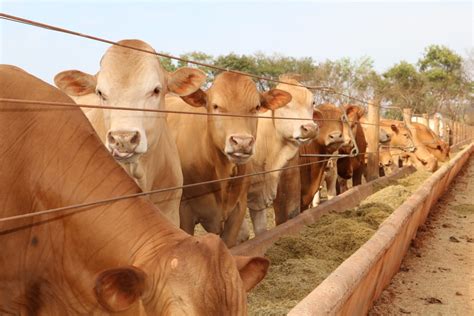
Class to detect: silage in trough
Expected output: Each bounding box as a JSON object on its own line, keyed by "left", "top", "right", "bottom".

{"left": 248, "top": 169, "right": 431, "bottom": 315}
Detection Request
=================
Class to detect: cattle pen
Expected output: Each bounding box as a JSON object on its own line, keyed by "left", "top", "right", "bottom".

{"left": 1, "top": 12, "right": 474, "bottom": 316}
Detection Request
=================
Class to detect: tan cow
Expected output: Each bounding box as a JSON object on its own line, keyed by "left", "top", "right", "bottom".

{"left": 240, "top": 76, "right": 318, "bottom": 238}
{"left": 0, "top": 65, "right": 269, "bottom": 315}
{"left": 54, "top": 40, "right": 206, "bottom": 226}
{"left": 379, "top": 119, "right": 438, "bottom": 171}
{"left": 167, "top": 72, "right": 291, "bottom": 247}
{"left": 274, "top": 103, "right": 345, "bottom": 219}
{"left": 411, "top": 122, "right": 450, "bottom": 162}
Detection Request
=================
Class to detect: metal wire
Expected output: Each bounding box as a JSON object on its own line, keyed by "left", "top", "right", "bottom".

{"left": 0, "top": 155, "right": 339, "bottom": 223}
{"left": 0, "top": 12, "right": 388, "bottom": 109}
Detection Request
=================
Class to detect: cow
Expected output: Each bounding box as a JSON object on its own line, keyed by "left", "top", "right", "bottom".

{"left": 0, "top": 65, "right": 269, "bottom": 315}
{"left": 274, "top": 103, "right": 345, "bottom": 219}
{"left": 359, "top": 116, "right": 395, "bottom": 177}
{"left": 379, "top": 119, "right": 438, "bottom": 172}
{"left": 54, "top": 39, "right": 206, "bottom": 226}
{"left": 411, "top": 122, "right": 450, "bottom": 162}
{"left": 336, "top": 104, "right": 367, "bottom": 194}
{"left": 238, "top": 76, "right": 319, "bottom": 239}
{"left": 166, "top": 72, "right": 292, "bottom": 247}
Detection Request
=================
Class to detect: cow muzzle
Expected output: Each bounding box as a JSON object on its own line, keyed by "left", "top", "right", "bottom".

{"left": 293, "top": 123, "right": 318, "bottom": 145}
{"left": 106, "top": 130, "right": 143, "bottom": 162}
{"left": 225, "top": 134, "right": 255, "bottom": 164}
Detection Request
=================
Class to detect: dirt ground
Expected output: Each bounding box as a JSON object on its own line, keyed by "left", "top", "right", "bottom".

{"left": 370, "top": 156, "right": 474, "bottom": 316}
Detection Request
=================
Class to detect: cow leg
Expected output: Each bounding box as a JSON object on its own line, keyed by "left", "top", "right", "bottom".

{"left": 274, "top": 157, "right": 301, "bottom": 224}
{"left": 221, "top": 200, "right": 247, "bottom": 248}
{"left": 311, "top": 190, "right": 321, "bottom": 208}
{"left": 338, "top": 177, "right": 349, "bottom": 193}
{"left": 249, "top": 208, "right": 267, "bottom": 236}
{"left": 179, "top": 202, "right": 196, "bottom": 235}
{"left": 352, "top": 166, "right": 364, "bottom": 186}
{"left": 325, "top": 163, "right": 338, "bottom": 200}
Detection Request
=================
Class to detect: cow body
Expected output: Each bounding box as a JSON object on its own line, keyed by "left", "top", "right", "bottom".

{"left": 0, "top": 65, "right": 268, "bottom": 315}
{"left": 167, "top": 72, "right": 291, "bottom": 247}
{"left": 54, "top": 40, "right": 207, "bottom": 226}
{"left": 274, "top": 103, "right": 345, "bottom": 218}
{"left": 242, "top": 77, "right": 318, "bottom": 238}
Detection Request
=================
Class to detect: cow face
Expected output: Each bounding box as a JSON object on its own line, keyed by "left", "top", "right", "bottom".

{"left": 341, "top": 104, "right": 365, "bottom": 150}
{"left": 381, "top": 122, "right": 416, "bottom": 152}
{"left": 379, "top": 145, "right": 394, "bottom": 168}
{"left": 412, "top": 123, "right": 450, "bottom": 162}
{"left": 93, "top": 234, "right": 269, "bottom": 315}
{"left": 55, "top": 39, "right": 205, "bottom": 163}
{"left": 313, "top": 104, "right": 345, "bottom": 153}
{"left": 182, "top": 72, "right": 291, "bottom": 164}
{"left": 272, "top": 80, "right": 318, "bottom": 145}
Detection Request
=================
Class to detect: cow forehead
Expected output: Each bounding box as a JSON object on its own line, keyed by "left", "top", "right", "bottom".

{"left": 209, "top": 73, "right": 260, "bottom": 107}
{"left": 98, "top": 40, "right": 165, "bottom": 91}
{"left": 276, "top": 83, "right": 313, "bottom": 108}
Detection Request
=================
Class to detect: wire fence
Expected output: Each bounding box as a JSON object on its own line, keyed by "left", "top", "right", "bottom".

{"left": 0, "top": 12, "right": 471, "bottom": 224}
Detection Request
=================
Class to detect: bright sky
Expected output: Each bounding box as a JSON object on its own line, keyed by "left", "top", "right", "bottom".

{"left": 0, "top": 0, "right": 472, "bottom": 84}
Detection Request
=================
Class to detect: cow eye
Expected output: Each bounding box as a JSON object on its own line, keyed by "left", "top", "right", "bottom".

{"left": 255, "top": 105, "right": 261, "bottom": 112}
{"left": 96, "top": 90, "right": 106, "bottom": 101}
{"left": 213, "top": 104, "right": 219, "bottom": 110}
{"left": 153, "top": 87, "right": 160, "bottom": 95}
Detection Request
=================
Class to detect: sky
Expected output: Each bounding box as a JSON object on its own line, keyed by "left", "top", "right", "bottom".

{"left": 0, "top": 0, "right": 472, "bottom": 84}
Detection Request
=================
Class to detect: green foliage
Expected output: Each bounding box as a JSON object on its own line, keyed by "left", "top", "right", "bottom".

{"left": 155, "top": 45, "right": 472, "bottom": 121}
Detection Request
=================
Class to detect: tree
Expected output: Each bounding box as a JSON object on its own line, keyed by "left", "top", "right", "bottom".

{"left": 418, "top": 45, "right": 469, "bottom": 120}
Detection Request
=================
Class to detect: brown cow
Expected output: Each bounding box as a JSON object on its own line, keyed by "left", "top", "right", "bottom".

{"left": 0, "top": 65, "right": 268, "bottom": 315}
{"left": 336, "top": 105, "right": 367, "bottom": 194}
{"left": 274, "top": 103, "right": 345, "bottom": 219}
{"left": 167, "top": 72, "right": 291, "bottom": 247}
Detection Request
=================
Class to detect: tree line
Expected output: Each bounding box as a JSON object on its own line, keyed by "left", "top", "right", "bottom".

{"left": 160, "top": 45, "right": 473, "bottom": 122}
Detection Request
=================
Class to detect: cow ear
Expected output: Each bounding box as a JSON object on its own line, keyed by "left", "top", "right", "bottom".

{"left": 54, "top": 70, "right": 97, "bottom": 96}
{"left": 234, "top": 256, "right": 270, "bottom": 292}
{"left": 180, "top": 89, "right": 208, "bottom": 108}
{"left": 167, "top": 67, "right": 206, "bottom": 96}
{"left": 261, "top": 89, "right": 292, "bottom": 111}
{"left": 345, "top": 105, "right": 364, "bottom": 118}
{"left": 94, "top": 266, "right": 147, "bottom": 312}
{"left": 390, "top": 124, "right": 399, "bottom": 134}
{"left": 313, "top": 109, "right": 324, "bottom": 128}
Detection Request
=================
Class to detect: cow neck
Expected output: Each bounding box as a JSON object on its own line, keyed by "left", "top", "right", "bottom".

{"left": 254, "top": 114, "right": 299, "bottom": 179}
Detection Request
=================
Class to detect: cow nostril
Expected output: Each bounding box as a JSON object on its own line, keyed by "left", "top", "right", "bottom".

{"left": 130, "top": 132, "right": 140, "bottom": 145}
{"left": 107, "top": 132, "right": 116, "bottom": 145}
{"left": 230, "top": 136, "right": 239, "bottom": 146}
{"left": 248, "top": 137, "right": 255, "bottom": 147}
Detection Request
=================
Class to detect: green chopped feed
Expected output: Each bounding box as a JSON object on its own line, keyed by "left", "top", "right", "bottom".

{"left": 249, "top": 169, "right": 432, "bottom": 315}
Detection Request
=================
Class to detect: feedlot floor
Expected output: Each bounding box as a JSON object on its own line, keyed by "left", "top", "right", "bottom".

{"left": 370, "top": 156, "right": 474, "bottom": 316}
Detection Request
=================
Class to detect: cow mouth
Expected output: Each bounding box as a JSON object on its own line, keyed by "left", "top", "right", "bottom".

{"left": 293, "top": 137, "right": 312, "bottom": 145}
{"left": 111, "top": 149, "right": 137, "bottom": 162}
{"left": 226, "top": 151, "right": 252, "bottom": 164}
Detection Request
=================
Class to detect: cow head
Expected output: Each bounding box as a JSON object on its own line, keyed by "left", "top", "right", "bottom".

{"left": 181, "top": 72, "right": 291, "bottom": 164}
{"left": 270, "top": 77, "right": 318, "bottom": 145}
{"left": 93, "top": 234, "right": 269, "bottom": 315}
{"left": 55, "top": 39, "right": 206, "bottom": 163}
{"left": 341, "top": 104, "right": 365, "bottom": 150}
{"left": 313, "top": 103, "right": 345, "bottom": 153}
{"left": 412, "top": 123, "right": 450, "bottom": 162}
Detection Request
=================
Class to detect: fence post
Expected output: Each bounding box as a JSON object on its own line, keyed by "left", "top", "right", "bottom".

{"left": 433, "top": 114, "right": 440, "bottom": 136}
{"left": 366, "top": 100, "right": 380, "bottom": 181}
{"left": 421, "top": 113, "right": 429, "bottom": 128}
{"left": 403, "top": 108, "right": 412, "bottom": 127}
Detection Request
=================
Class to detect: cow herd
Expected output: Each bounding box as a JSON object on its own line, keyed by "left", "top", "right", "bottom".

{"left": 0, "top": 39, "right": 450, "bottom": 315}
